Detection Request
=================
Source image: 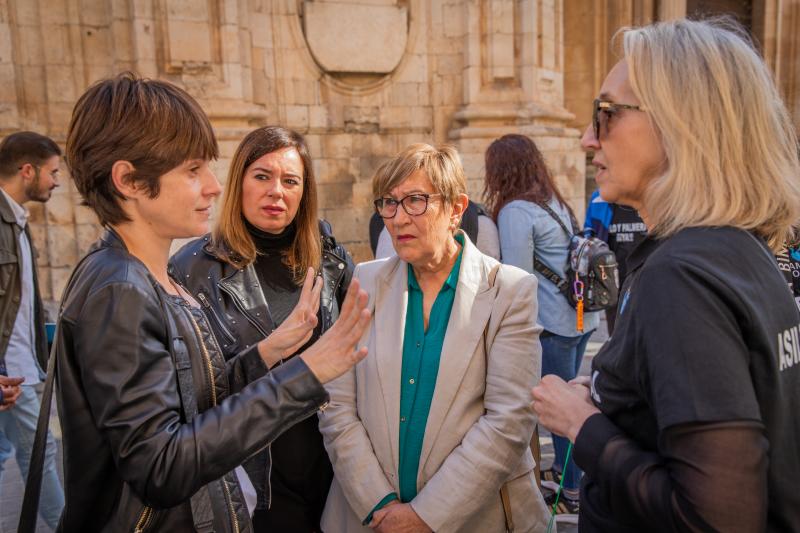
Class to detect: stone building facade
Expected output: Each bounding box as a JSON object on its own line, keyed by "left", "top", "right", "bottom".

{"left": 0, "top": 0, "right": 798, "bottom": 311}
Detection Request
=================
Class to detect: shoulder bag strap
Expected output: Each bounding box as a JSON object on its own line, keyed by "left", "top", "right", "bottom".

{"left": 19, "top": 246, "right": 104, "bottom": 533}
{"left": 17, "top": 324, "right": 58, "bottom": 533}
{"left": 536, "top": 201, "right": 573, "bottom": 239}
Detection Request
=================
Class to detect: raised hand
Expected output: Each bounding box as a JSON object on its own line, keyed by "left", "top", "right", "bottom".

{"left": 257, "top": 267, "right": 322, "bottom": 368}
{"left": 300, "top": 277, "right": 371, "bottom": 384}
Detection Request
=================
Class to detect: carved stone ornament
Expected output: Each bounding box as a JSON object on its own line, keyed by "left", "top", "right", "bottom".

{"left": 301, "top": 1, "right": 408, "bottom": 75}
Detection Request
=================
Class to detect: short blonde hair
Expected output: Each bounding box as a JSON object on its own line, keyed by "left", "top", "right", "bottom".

{"left": 622, "top": 18, "right": 800, "bottom": 249}
{"left": 372, "top": 143, "right": 467, "bottom": 203}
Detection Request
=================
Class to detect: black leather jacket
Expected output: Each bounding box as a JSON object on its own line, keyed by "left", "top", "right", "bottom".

{"left": 54, "top": 229, "right": 329, "bottom": 532}
{"left": 169, "top": 220, "right": 354, "bottom": 508}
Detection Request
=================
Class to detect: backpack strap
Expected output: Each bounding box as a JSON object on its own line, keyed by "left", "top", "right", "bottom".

{"left": 536, "top": 201, "right": 579, "bottom": 237}
{"left": 369, "top": 212, "right": 385, "bottom": 256}
{"left": 532, "top": 255, "right": 570, "bottom": 295}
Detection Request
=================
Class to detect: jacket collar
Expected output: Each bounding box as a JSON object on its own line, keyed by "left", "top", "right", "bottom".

{"left": 375, "top": 230, "right": 492, "bottom": 295}
{"left": 96, "top": 227, "right": 130, "bottom": 252}
{"left": 625, "top": 234, "right": 664, "bottom": 274}
{"left": 0, "top": 189, "right": 20, "bottom": 225}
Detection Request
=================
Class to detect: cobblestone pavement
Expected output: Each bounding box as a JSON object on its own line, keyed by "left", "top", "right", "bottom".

{"left": 0, "top": 321, "right": 609, "bottom": 533}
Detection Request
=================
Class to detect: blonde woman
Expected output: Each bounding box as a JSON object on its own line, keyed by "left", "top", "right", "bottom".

{"left": 320, "top": 144, "right": 550, "bottom": 532}
{"left": 531, "top": 18, "right": 800, "bottom": 532}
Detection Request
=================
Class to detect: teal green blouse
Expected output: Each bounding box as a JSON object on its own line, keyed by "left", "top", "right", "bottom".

{"left": 364, "top": 235, "right": 464, "bottom": 524}
{"left": 398, "top": 236, "right": 463, "bottom": 501}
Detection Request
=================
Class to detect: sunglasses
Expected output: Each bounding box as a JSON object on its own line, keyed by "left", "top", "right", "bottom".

{"left": 592, "top": 99, "right": 647, "bottom": 140}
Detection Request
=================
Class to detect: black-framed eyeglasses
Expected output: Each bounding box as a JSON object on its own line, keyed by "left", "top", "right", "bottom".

{"left": 374, "top": 193, "right": 442, "bottom": 219}
{"left": 592, "top": 99, "right": 647, "bottom": 140}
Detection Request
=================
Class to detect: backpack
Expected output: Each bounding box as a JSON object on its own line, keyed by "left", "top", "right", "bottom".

{"left": 369, "top": 200, "right": 485, "bottom": 256}
{"left": 532, "top": 202, "right": 620, "bottom": 314}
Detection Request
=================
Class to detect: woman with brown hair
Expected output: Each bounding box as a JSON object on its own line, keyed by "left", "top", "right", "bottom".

{"left": 170, "top": 125, "right": 354, "bottom": 532}
{"left": 484, "top": 133, "right": 600, "bottom": 514}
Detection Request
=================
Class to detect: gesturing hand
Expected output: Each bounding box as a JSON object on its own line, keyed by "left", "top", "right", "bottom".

{"left": 0, "top": 375, "right": 24, "bottom": 411}
{"left": 257, "top": 268, "right": 322, "bottom": 368}
{"left": 300, "top": 277, "right": 371, "bottom": 384}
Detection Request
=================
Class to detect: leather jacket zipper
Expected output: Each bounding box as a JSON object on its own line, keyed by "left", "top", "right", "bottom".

{"left": 185, "top": 311, "right": 217, "bottom": 410}
{"left": 185, "top": 310, "right": 245, "bottom": 532}
{"left": 196, "top": 292, "right": 237, "bottom": 345}
{"left": 222, "top": 478, "right": 240, "bottom": 533}
{"left": 133, "top": 505, "right": 155, "bottom": 533}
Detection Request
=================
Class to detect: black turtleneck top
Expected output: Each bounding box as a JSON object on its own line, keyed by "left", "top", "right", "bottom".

{"left": 246, "top": 220, "right": 332, "bottom": 532}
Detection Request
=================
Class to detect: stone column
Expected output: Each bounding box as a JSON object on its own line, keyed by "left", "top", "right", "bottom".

{"left": 447, "top": 0, "right": 587, "bottom": 218}
{"left": 760, "top": 0, "right": 800, "bottom": 130}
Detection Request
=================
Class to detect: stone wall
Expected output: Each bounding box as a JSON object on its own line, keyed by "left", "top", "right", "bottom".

{"left": 0, "top": 0, "right": 585, "bottom": 312}
{"left": 3, "top": 0, "right": 797, "bottom": 312}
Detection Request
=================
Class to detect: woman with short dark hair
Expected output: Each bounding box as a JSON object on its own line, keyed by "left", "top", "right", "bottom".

{"left": 53, "top": 74, "right": 370, "bottom": 532}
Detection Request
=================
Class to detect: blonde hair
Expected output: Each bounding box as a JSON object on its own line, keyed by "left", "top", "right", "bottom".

{"left": 372, "top": 143, "right": 467, "bottom": 203}
{"left": 212, "top": 126, "right": 320, "bottom": 283}
{"left": 622, "top": 18, "right": 800, "bottom": 249}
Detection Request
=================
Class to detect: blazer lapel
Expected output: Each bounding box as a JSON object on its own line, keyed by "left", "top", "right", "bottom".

{"left": 372, "top": 258, "right": 407, "bottom": 473}
{"left": 418, "top": 237, "right": 497, "bottom": 471}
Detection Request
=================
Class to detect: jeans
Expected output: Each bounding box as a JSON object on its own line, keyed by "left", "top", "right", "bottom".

{"left": 0, "top": 384, "right": 64, "bottom": 529}
{"left": 540, "top": 330, "right": 594, "bottom": 493}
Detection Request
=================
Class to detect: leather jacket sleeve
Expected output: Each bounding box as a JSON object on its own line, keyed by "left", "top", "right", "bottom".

{"left": 226, "top": 343, "right": 268, "bottom": 392}
{"left": 69, "top": 281, "right": 329, "bottom": 508}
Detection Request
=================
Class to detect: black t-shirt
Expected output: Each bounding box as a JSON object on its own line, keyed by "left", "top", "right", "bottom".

{"left": 607, "top": 205, "right": 647, "bottom": 282}
{"left": 578, "top": 227, "right": 800, "bottom": 532}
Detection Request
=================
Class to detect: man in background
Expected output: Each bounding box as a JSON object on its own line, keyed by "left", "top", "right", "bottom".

{"left": 0, "top": 131, "right": 64, "bottom": 529}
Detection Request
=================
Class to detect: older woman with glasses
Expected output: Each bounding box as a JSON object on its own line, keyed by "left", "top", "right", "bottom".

{"left": 319, "top": 144, "right": 551, "bottom": 533}
{"left": 532, "top": 18, "right": 800, "bottom": 532}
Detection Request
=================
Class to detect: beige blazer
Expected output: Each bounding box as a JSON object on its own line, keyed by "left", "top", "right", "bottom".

{"left": 319, "top": 233, "right": 551, "bottom": 533}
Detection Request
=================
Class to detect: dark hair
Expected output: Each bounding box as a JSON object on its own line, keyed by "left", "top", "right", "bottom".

{"left": 0, "top": 132, "right": 61, "bottom": 178}
{"left": 483, "top": 134, "right": 575, "bottom": 221}
{"left": 212, "top": 126, "right": 320, "bottom": 283}
{"left": 66, "top": 72, "right": 218, "bottom": 226}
